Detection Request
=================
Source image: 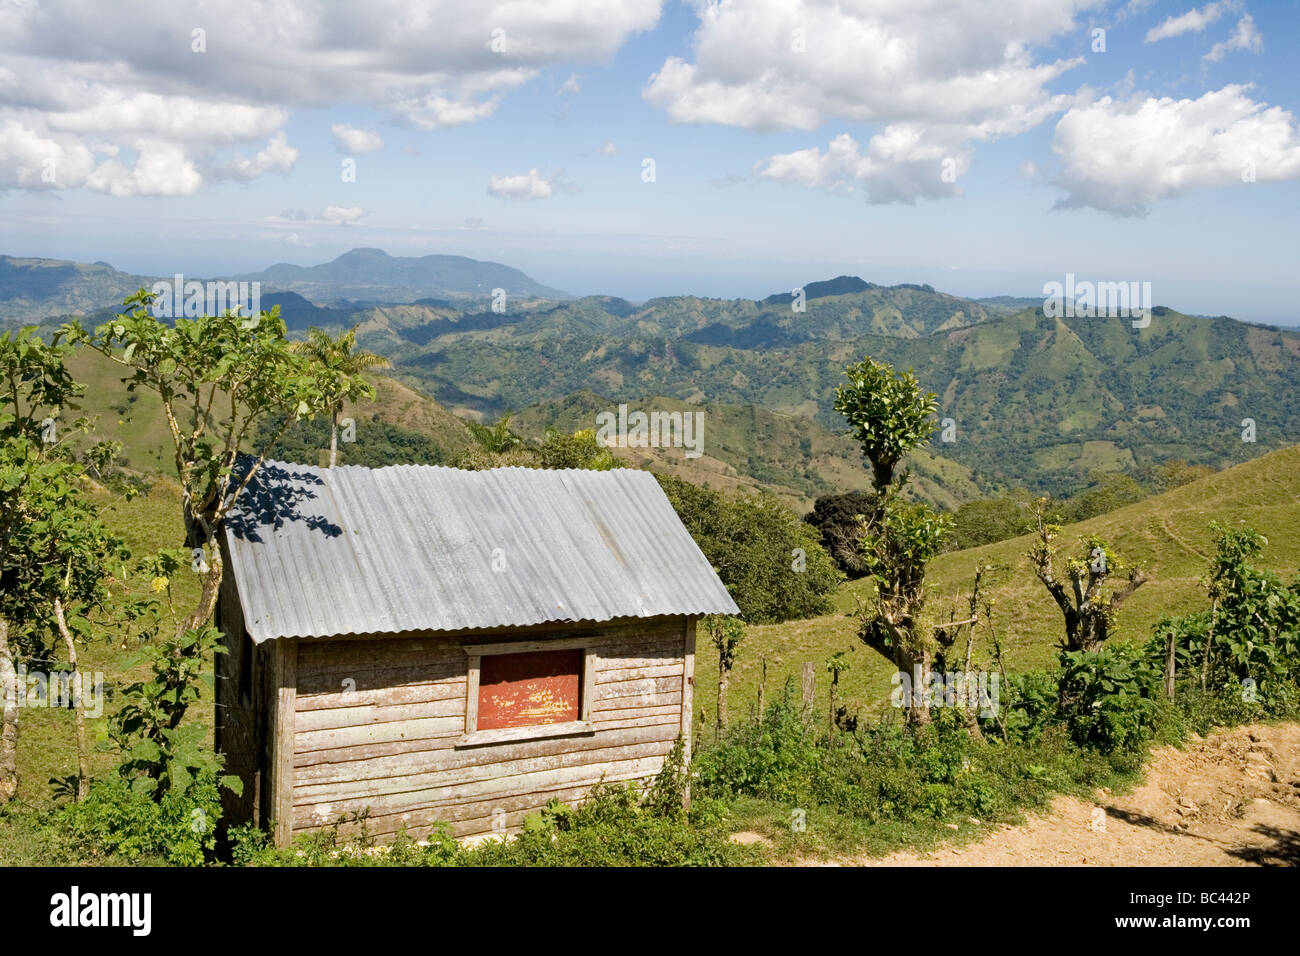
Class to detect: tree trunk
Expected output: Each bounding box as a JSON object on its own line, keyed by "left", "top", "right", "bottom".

{"left": 54, "top": 598, "right": 89, "bottom": 802}
{"left": 180, "top": 537, "right": 224, "bottom": 637}
{"left": 829, "top": 676, "right": 837, "bottom": 735}
{"left": 1164, "top": 626, "right": 1177, "bottom": 700}
{"left": 716, "top": 662, "right": 729, "bottom": 741}
{"left": 1200, "top": 599, "right": 1218, "bottom": 692}
{"left": 0, "top": 616, "right": 19, "bottom": 804}
{"left": 898, "top": 645, "right": 931, "bottom": 726}
{"left": 329, "top": 407, "right": 340, "bottom": 468}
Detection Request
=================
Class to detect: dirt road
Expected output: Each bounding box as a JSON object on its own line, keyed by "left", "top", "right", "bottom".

{"left": 858, "top": 723, "right": 1300, "bottom": 866}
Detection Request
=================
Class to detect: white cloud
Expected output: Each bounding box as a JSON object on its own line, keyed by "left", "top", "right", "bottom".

{"left": 0, "top": 0, "right": 662, "bottom": 194}
{"left": 758, "top": 101, "right": 1063, "bottom": 203}
{"left": 321, "top": 205, "right": 366, "bottom": 225}
{"left": 645, "top": 0, "right": 1093, "bottom": 130}
{"left": 1205, "top": 15, "right": 1262, "bottom": 62}
{"left": 1051, "top": 85, "right": 1300, "bottom": 216}
{"left": 487, "top": 168, "right": 553, "bottom": 200}
{"left": 330, "top": 123, "right": 384, "bottom": 154}
{"left": 215, "top": 132, "right": 299, "bottom": 180}
{"left": 85, "top": 140, "right": 204, "bottom": 197}
{"left": 263, "top": 205, "right": 367, "bottom": 226}
{"left": 558, "top": 73, "right": 582, "bottom": 95}
{"left": 599, "top": 141, "right": 618, "bottom": 155}
{"left": 759, "top": 129, "right": 971, "bottom": 203}
{"left": 647, "top": 0, "right": 1094, "bottom": 203}
{"left": 1145, "top": 1, "right": 1232, "bottom": 43}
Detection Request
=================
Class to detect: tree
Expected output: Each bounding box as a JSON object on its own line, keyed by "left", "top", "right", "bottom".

{"left": 6, "top": 474, "right": 130, "bottom": 801}
{"left": 826, "top": 651, "right": 852, "bottom": 734}
{"left": 466, "top": 414, "right": 523, "bottom": 454}
{"left": 834, "top": 355, "right": 949, "bottom": 725}
{"left": 288, "top": 325, "right": 390, "bottom": 467}
{"left": 834, "top": 357, "right": 937, "bottom": 493}
{"left": 705, "top": 615, "right": 745, "bottom": 739}
{"left": 536, "top": 427, "right": 619, "bottom": 470}
{"left": 656, "top": 474, "right": 841, "bottom": 624}
{"left": 804, "top": 491, "right": 876, "bottom": 577}
{"left": 67, "top": 292, "right": 353, "bottom": 637}
{"left": 1026, "top": 498, "right": 1148, "bottom": 652}
{"left": 0, "top": 327, "right": 84, "bottom": 803}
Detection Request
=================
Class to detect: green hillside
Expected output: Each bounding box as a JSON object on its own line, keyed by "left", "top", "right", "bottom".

{"left": 511, "top": 389, "right": 982, "bottom": 511}
{"left": 689, "top": 444, "right": 1300, "bottom": 737}
{"left": 10, "top": 254, "right": 1295, "bottom": 500}
{"left": 384, "top": 304, "right": 1300, "bottom": 494}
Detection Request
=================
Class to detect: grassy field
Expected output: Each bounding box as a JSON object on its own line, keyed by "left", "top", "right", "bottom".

{"left": 691, "top": 443, "right": 1300, "bottom": 741}
{"left": 4, "top": 413, "right": 1297, "bottom": 861}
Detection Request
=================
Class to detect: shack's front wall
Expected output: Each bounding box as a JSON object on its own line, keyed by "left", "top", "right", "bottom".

{"left": 288, "top": 617, "right": 692, "bottom": 841}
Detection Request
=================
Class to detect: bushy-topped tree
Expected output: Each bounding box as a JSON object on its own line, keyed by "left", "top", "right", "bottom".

{"left": 0, "top": 327, "right": 87, "bottom": 803}
{"left": 835, "top": 358, "right": 937, "bottom": 494}
{"left": 288, "top": 325, "right": 389, "bottom": 467}
{"left": 1026, "top": 498, "right": 1148, "bottom": 652}
{"left": 834, "top": 355, "right": 951, "bottom": 725}
{"left": 65, "top": 290, "right": 358, "bottom": 636}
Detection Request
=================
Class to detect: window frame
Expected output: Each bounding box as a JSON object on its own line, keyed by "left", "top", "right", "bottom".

{"left": 459, "top": 636, "right": 598, "bottom": 747}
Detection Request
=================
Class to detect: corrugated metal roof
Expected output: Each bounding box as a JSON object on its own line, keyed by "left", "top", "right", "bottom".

{"left": 223, "top": 461, "right": 739, "bottom": 642}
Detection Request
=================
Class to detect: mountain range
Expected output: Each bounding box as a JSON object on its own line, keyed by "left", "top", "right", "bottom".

{"left": 0, "top": 248, "right": 567, "bottom": 325}
{"left": 3, "top": 248, "right": 1295, "bottom": 500}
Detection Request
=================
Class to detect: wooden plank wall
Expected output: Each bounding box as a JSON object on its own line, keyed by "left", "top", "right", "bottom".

{"left": 214, "top": 557, "right": 260, "bottom": 828}
{"left": 288, "top": 618, "right": 688, "bottom": 841}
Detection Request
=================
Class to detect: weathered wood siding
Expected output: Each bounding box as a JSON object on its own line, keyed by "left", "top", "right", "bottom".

{"left": 215, "top": 557, "right": 259, "bottom": 828}
{"left": 288, "top": 617, "right": 691, "bottom": 841}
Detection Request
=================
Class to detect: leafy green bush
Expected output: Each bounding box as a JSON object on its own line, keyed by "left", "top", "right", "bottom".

{"left": 1057, "top": 643, "right": 1163, "bottom": 753}
{"left": 988, "top": 669, "right": 1059, "bottom": 743}
{"left": 1145, "top": 523, "right": 1300, "bottom": 717}
{"left": 657, "top": 474, "right": 842, "bottom": 623}
{"left": 63, "top": 771, "right": 223, "bottom": 866}
{"left": 696, "top": 688, "right": 1119, "bottom": 834}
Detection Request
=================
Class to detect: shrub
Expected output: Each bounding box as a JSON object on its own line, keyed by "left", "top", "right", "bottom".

{"left": 63, "top": 771, "right": 223, "bottom": 867}
{"left": 804, "top": 491, "right": 876, "bottom": 577}
{"left": 1057, "top": 643, "right": 1163, "bottom": 753}
{"left": 657, "top": 474, "right": 842, "bottom": 623}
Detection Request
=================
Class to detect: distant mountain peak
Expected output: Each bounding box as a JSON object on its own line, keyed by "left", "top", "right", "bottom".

{"left": 763, "top": 275, "right": 943, "bottom": 305}
{"left": 235, "top": 247, "right": 568, "bottom": 302}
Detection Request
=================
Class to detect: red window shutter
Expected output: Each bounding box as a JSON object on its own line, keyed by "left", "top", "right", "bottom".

{"left": 477, "top": 649, "right": 582, "bottom": 730}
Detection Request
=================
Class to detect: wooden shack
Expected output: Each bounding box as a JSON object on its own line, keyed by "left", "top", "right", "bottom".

{"left": 214, "top": 461, "right": 738, "bottom": 846}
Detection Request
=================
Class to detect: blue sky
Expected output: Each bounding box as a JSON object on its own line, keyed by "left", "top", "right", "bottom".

{"left": 1, "top": 0, "right": 1298, "bottom": 322}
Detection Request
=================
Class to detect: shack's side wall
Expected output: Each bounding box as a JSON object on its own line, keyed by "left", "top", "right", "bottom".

{"left": 287, "top": 617, "right": 691, "bottom": 842}
{"left": 215, "top": 559, "right": 260, "bottom": 830}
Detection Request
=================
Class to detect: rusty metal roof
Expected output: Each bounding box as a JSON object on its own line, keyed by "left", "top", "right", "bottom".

{"left": 223, "top": 461, "right": 738, "bottom": 642}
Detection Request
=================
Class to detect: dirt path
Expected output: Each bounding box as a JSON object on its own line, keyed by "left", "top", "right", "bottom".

{"left": 843, "top": 723, "right": 1300, "bottom": 866}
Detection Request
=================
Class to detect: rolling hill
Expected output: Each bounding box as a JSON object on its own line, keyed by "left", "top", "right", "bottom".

{"left": 510, "top": 389, "right": 981, "bottom": 511}
{"left": 690, "top": 443, "right": 1300, "bottom": 732}
{"left": 0, "top": 248, "right": 568, "bottom": 328}
{"left": 378, "top": 300, "right": 1300, "bottom": 495}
